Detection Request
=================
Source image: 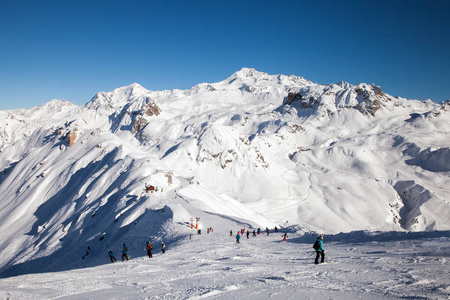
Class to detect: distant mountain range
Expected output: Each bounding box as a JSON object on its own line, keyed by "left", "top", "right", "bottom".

{"left": 0, "top": 68, "right": 449, "bottom": 276}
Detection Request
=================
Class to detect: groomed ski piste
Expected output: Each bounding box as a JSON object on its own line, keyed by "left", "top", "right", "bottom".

{"left": 0, "top": 68, "right": 449, "bottom": 299}
{"left": 0, "top": 220, "right": 449, "bottom": 299}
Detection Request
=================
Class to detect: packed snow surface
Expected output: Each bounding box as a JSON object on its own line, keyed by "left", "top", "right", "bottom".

{"left": 0, "top": 228, "right": 449, "bottom": 299}
{"left": 0, "top": 68, "right": 449, "bottom": 298}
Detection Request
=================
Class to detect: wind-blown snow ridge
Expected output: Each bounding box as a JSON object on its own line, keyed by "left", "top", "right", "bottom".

{"left": 0, "top": 68, "right": 449, "bottom": 279}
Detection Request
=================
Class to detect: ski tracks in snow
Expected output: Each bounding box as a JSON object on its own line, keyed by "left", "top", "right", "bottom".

{"left": 0, "top": 231, "right": 448, "bottom": 299}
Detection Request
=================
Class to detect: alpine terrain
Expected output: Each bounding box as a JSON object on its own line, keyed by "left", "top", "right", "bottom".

{"left": 0, "top": 68, "right": 449, "bottom": 299}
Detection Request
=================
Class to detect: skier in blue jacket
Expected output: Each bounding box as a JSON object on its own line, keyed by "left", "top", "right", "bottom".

{"left": 107, "top": 250, "right": 117, "bottom": 263}
{"left": 122, "top": 243, "right": 129, "bottom": 261}
{"left": 314, "top": 234, "right": 325, "bottom": 264}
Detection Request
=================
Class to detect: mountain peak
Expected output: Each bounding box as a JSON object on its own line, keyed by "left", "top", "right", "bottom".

{"left": 17, "top": 99, "right": 77, "bottom": 117}
{"left": 111, "top": 83, "right": 149, "bottom": 97}
{"left": 0, "top": 67, "right": 449, "bottom": 281}
{"left": 85, "top": 83, "right": 151, "bottom": 110}
{"left": 231, "top": 67, "right": 268, "bottom": 80}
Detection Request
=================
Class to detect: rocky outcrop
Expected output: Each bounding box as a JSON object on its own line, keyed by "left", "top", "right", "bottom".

{"left": 282, "top": 82, "right": 393, "bottom": 116}
{"left": 354, "top": 85, "right": 386, "bottom": 116}
{"left": 132, "top": 116, "right": 149, "bottom": 134}
{"left": 67, "top": 131, "right": 77, "bottom": 147}
{"left": 143, "top": 101, "right": 161, "bottom": 117}
{"left": 131, "top": 99, "right": 161, "bottom": 134}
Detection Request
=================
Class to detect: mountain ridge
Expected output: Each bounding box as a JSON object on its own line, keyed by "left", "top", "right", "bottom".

{"left": 0, "top": 68, "right": 449, "bottom": 277}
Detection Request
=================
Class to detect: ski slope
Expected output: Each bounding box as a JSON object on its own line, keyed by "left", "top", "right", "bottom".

{"left": 0, "top": 225, "right": 448, "bottom": 299}
{"left": 0, "top": 68, "right": 449, "bottom": 298}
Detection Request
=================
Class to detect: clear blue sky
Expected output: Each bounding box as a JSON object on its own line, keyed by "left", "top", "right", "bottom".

{"left": 0, "top": 0, "right": 449, "bottom": 110}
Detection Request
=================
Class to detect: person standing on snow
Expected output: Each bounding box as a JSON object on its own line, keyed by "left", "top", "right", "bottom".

{"left": 314, "top": 234, "right": 325, "bottom": 264}
{"left": 122, "top": 243, "right": 129, "bottom": 261}
{"left": 230, "top": 230, "right": 233, "bottom": 236}
{"left": 246, "top": 231, "right": 250, "bottom": 239}
{"left": 146, "top": 242, "right": 153, "bottom": 258}
{"left": 108, "top": 249, "right": 117, "bottom": 263}
{"left": 282, "top": 232, "right": 288, "bottom": 241}
{"left": 236, "top": 232, "right": 241, "bottom": 244}
{"left": 161, "top": 242, "right": 166, "bottom": 254}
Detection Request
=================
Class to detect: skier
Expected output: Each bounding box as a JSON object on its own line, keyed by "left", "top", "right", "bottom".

{"left": 246, "top": 231, "right": 250, "bottom": 239}
{"left": 253, "top": 230, "right": 256, "bottom": 237}
{"left": 161, "top": 242, "right": 166, "bottom": 254}
{"left": 275, "top": 226, "right": 278, "bottom": 233}
{"left": 282, "top": 232, "right": 288, "bottom": 241}
{"left": 122, "top": 243, "right": 129, "bottom": 261}
{"left": 266, "top": 227, "right": 270, "bottom": 236}
{"left": 236, "top": 232, "right": 241, "bottom": 244}
{"left": 257, "top": 228, "right": 261, "bottom": 235}
{"left": 146, "top": 241, "right": 153, "bottom": 258}
{"left": 314, "top": 234, "right": 325, "bottom": 264}
{"left": 230, "top": 230, "right": 233, "bottom": 236}
{"left": 108, "top": 249, "right": 117, "bottom": 263}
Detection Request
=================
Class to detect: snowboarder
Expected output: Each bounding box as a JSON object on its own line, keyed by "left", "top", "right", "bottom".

{"left": 266, "top": 227, "right": 270, "bottom": 236}
{"left": 108, "top": 250, "right": 117, "bottom": 263}
{"left": 314, "top": 234, "right": 325, "bottom": 264}
{"left": 146, "top": 242, "right": 153, "bottom": 258}
{"left": 122, "top": 243, "right": 129, "bottom": 261}
{"left": 282, "top": 232, "right": 288, "bottom": 241}
{"left": 161, "top": 242, "right": 166, "bottom": 254}
{"left": 236, "top": 232, "right": 241, "bottom": 244}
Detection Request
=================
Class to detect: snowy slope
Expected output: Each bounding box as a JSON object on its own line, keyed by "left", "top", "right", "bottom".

{"left": 0, "top": 229, "right": 449, "bottom": 299}
{"left": 0, "top": 68, "right": 449, "bottom": 280}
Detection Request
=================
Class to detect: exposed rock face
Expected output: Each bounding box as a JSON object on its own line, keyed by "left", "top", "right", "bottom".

{"left": 89, "top": 85, "right": 162, "bottom": 134}
{"left": 132, "top": 116, "right": 149, "bottom": 134}
{"left": 282, "top": 82, "right": 393, "bottom": 116}
{"left": 144, "top": 101, "right": 161, "bottom": 117}
{"left": 67, "top": 131, "right": 77, "bottom": 147}
{"left": 131, "top": 100, "right": 161, "bottom": 134}
{"left": 285, "top": 92, "right": 303, "bottom": 105}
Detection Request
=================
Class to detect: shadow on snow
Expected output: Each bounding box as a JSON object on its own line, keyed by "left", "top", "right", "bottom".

{"left": 288, "top": 230, "right": 450, "bottom": 245}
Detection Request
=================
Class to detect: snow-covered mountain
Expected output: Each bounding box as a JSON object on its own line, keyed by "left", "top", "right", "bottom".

{"left": 0, "top": 68, "right": 449, "bottom": 278}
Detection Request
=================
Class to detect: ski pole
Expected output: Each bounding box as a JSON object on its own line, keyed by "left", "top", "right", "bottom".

{"left": 307, "top": 251, "right": 316, "bottom": 257}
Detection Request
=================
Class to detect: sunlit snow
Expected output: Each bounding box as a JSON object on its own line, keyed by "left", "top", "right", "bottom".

{"left": 0, "top": 68, "right": 449, "bottom": 299}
